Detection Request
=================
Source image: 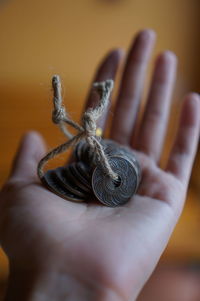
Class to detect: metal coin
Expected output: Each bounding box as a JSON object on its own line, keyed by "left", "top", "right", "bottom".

{"left": 103, "top": 139, "right": 141, "bottom": 184}
{"left": 69, "top": 163, "right": 92, "bottom": 191}
{"left": 79, "top": 141, "right": 89, "bottom": 161}
{"left": 74, "top": 140, "right": 91, "bottom": 165}
{"left": 74, "top": 140, "right": 86, "bottom": 161}
{"left": 42, "top": 170, "right": 84, "bottom": 202}
{"left": 54, "top": 167, "right": 87, "bottom": 198}
{"left": 63, "top": 165, "right": 91, "bottom": 194}
{"left": 74, "top": 139, "right": 104, "bottom": 167}
{"left": 75, "top": 161, "right": 92, "bottom": 181}
{"left": 92, "top": 156, "right": 139, "bottom": 207}
{"left": 59, "top": 163, "right": 91, "bottom": 194}
{"left": 113, "top": 149, "right": 141, "bottom": 185}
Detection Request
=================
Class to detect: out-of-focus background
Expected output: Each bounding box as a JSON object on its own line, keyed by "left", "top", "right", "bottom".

{"left": 0, "top": 0, "right": 200, "bottom": 299}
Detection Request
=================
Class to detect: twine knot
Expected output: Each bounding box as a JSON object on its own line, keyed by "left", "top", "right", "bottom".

{"left": 37, "top": 75, "right": 118, "bottom": 181}
{"left": 82, "top": 111, "right": 97, "bottom": 137}
{"left": 52, "top": 105, "right": 66, "bottom": 124}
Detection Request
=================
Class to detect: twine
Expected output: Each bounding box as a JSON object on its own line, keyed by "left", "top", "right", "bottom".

{"left": 37, "top": 75, "right": 118, "bottom": 180}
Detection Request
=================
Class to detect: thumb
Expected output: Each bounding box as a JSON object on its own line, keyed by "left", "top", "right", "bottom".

{"left": 9, "top": 131, "right": 46, "bottom": 182}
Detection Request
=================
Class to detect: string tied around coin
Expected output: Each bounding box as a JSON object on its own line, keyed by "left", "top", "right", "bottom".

{"left": 37, "top": 75, "right": 118, "bottom": 181}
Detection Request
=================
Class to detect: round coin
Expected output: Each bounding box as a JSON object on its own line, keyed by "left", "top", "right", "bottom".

{"left": 74, "top": 140, "right": 86, "bottom": 161}
{"left": 42, "top": 170, "right": 84, "bottom": 202}
{"left": 92, "top": 156, "right": 140, "bottom": 207}
{"left": 67, "top": 163, "right": 92, "bottom": 192}
{"left": 54, "top": 167, "right": 87, "bottom": 198}
{"left": 76, "top": 161, "right": 92, "bottom": 181}
{"left": 103, "top": 140, "right": 141, "bottom": 184}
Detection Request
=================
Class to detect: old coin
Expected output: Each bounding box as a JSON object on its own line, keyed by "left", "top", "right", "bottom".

{"left": 74, "top": 138, "right": 102, "bottom": 166}
{"left": 42, "top": 169, "right": 84, "bottom": 202}
{"left": 92, "top": 156, "right": 140, "bottom": 207}
{"left": 75, "top": 161, "right": 91, "bottom": 181}
{"left": 54, "top": 167, "right": 87, "bottom": 198}
{"left": 101, "top": 140, "right": 141, "bottom": 185}
{"left": 68, "top": 163, "right": 92, "bottom": 192}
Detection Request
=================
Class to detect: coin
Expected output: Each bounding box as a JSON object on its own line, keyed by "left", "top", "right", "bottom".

{"left": 76, "top": 161, "right": 91, "bottom": 181}
{"left": 54, "top": 167, "right": 87, "bottom": 198}
{"left": 102, "top": 140, "right": 141, "bottom": 185}
{"left": 69, "top": 163, "right": 92, "bottom": 191}
{"left": 66, "top": 163, "right": 91, "bottom": 194}
{"left": 74, "top": 138, "right": 103, "bottom": 166}
{"left": 74, "top": 140, "right": 86, "bottom": 161}
{"left": 92, "top": 156, "right": 139, "bottom": 207}
{"left": 42, "top": 169, "right": 84, "bottom": 202}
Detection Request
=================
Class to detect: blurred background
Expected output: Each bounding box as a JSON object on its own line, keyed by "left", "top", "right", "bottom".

{"left": 0, "top": 0, "right": 200, "bottom": 299}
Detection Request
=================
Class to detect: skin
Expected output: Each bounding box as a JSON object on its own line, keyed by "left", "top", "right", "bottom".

{"left": 0, "top": 29, "right": 200, "bottom": 301}
{"left": 137, "top": 265, "right": 200, "bottom": 301}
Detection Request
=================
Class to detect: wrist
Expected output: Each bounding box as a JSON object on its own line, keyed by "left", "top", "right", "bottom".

{"left": 5, "top": 264, "right": 125, "bottom": 301}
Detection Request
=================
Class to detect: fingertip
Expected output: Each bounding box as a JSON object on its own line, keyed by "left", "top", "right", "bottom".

{"left": 22, "top": 130, "right": 43, "bottom": 141}
{"left": 95, "top": 48, "right": 124, "bottom": 79}
{"left": 108, "top": 48, "right": 125, "bottom": 59}
{"left": 183, "top": 93, "right": 200, "bottom": 113}
{"left": 153, "top": 51, "right": 177, "bottom": 83}
{"left": 181, "top": 93, "right": 200, "bottom": 127}
{"left": 9, "top": 131, "right": 46, "bottom": 181}
{"left": 129, "top": 29, "right": 156, "bottom": 61}
{"left": 101, "top": 48, "right": 125, "bottom": 68}
{"left": 163, "top": 50, "right": 177, "bottom": 60}
{"left": 184, "top": 92, "right": 200, "bottom": 103}
{"left": 22, "top": 131, "right": 46, "bottom": 158}
{"left": 156, "top": 50, "right": 177, "bottom": 66}
{"left": 136, "top": 29, "right": 156, "bottom": 43}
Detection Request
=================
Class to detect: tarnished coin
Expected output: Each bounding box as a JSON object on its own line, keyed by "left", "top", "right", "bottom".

{"left": 74, "top": 140, "right": 83, "bottom": 161}
{"left": 79, "top": 141, "right": 90, "bottom": 162}
{"left": 76, "top": 161, "right": 91, "bottom": 181}
{"left": 42, "top": 169, "right": 84, "bottom": 202}
{"left": 68, "top": 163, "right": 92, "bottom": 192}
{"left": 74, "top": 140, "right": 89, "bottom": 163}
{"left": 74, "top": 138, "right": 102, "bottom": 166}
{"left": 102, "top": 139, "right": 141, "bottom": 184}
{"left": 92, "top": 156, "right": 140, "bottom": 207}
{"left": 54, "top": 167, "right": 87, "bottom": 198}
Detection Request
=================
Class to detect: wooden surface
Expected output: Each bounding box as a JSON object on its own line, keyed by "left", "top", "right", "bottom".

{"left": 0, "top": 0, "right": 200, "bottom": 286}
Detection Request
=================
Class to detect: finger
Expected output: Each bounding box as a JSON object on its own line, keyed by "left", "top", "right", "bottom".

{"left": 110, "top": 29, "right": 156, "bottom": 144}
{"left": 9, "top": 131, "right": 46, "bottom": 182}
{"left": 166, "top": 93, "right": 200, "bottom": 184}
{"left": 83, "top": 49, "right": 124, "bottom": 131}
{"left": 135, "top": 51, "right": 177, "bottom": 161}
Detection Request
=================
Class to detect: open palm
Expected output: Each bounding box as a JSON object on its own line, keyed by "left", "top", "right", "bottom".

{"left": 1, "top": 30, "right": 199, "bottom": 301}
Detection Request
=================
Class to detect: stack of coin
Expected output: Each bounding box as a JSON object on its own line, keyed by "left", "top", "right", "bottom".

{"left": 42, "top": 139, "right": 141, "bottom": 207}
{"left": 42, "top": 161, "right": 92, "bottom": 202}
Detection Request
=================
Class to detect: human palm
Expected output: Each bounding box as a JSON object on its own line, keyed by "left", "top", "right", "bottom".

{"left": 0, "top": 30, "right": 199, "bottom": 301}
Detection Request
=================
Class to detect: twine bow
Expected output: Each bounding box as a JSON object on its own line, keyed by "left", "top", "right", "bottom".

{"left": 37, "top": 75, "right": 118, "bottom": 180}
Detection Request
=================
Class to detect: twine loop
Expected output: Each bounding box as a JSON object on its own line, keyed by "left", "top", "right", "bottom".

{"left": 37, "top": 75, "right": 118, "bottom": 181}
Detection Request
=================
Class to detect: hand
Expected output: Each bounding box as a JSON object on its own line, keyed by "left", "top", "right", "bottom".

{"left": 1, "top": 30, "right": 200, "bottom": 301}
